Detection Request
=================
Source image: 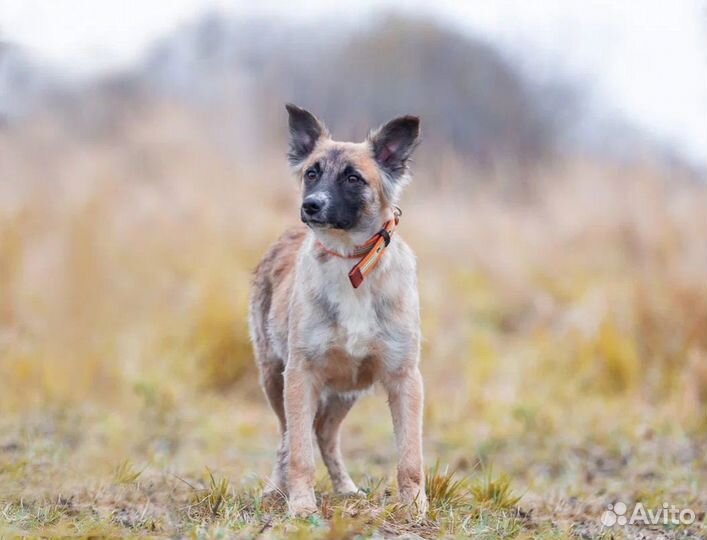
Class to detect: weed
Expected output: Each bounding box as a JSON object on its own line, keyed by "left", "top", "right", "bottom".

{"left": 112, "top": 460, "right": 144, "bottom": 485}
{"left": 470, "top": 469, "right": 522, "bottom": 511}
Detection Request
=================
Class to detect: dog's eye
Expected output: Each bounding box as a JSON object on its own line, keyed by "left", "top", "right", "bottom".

{"left": 305, "top": 168, "right": 318, "bottom": 181}
{"left": 347, "top": 174, "right": 363, "bottom": 184}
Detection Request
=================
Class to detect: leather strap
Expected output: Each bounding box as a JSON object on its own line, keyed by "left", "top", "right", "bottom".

{"left": 315, "top": 207, "right": 402, "bottom": 289}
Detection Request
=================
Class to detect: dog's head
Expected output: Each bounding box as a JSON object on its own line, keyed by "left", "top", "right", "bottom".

{"left": 285, "top": 104, "right": 420, "bottom": 245}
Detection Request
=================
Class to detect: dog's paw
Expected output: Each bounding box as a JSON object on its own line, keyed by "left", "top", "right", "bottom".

{"left": 262, "top": 486, "right": 287, "bottom": 503}
{"left": 400, "top": 488, "right": 428, "bottom": 518}
{"left": 333, "top": 477, "right": 360, "bottom": 496}
{"left": 287, "top": 490, "right": 318, "bottom": 518}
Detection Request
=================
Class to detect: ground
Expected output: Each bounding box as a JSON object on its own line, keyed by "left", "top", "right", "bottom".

{"left": 1, "top": 391, "right": 706, "bottom": 538}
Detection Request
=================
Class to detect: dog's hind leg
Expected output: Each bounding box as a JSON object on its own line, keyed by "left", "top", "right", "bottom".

{"left": 314, "top": 394, "right": 358, "bottom": 495}
{"left": 260, "top": 360, "right": 288, "bottom": 497}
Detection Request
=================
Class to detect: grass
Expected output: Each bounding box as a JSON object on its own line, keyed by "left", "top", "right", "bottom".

{"left": 0, "top": 105, "right": 706, "bottom": 538}
{"left": 112, "top": 460, "right": 144, "bottom": 485}
{"left": 470, "top": 470, "right": 522, "bottom": 511}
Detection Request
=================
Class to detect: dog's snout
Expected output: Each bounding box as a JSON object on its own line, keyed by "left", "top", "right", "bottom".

{"left": 302, "top": 196, "right": 323, "bottom": 217}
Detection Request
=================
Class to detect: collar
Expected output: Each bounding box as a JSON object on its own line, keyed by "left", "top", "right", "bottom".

{"left": 316, "top": 207, "right": 402, "bottom": 289}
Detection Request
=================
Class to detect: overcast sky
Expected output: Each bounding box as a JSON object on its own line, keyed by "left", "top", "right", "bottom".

{"left": 1, "top": 0, "right": 706, "bottom": 165}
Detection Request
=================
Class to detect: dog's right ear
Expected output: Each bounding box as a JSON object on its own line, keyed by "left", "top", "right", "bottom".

{"left": 285, "top": 104, "right": 328, "bottom": 167}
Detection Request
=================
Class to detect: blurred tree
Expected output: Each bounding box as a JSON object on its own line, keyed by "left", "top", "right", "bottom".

{"left": 143, "top": 13, "right": 579, "bottom": 169}
{"left": 274, "top": 16, "right": 566, "bottom": 166}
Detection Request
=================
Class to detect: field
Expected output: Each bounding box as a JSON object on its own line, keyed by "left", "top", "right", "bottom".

{"left": 1, "top": 107, "right": 707, "bottom": 539}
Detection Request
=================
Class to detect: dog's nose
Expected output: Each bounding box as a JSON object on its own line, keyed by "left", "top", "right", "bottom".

{"left": 302, "top": 198, "right": 323, "bottom": 216}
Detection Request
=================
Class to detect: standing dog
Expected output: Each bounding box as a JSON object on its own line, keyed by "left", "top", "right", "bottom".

{"left": 248, "top": 104, "right": 427, "bottom": 517}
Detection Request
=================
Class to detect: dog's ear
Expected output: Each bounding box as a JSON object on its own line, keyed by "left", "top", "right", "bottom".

{"left": 368, "top": 115, "right": 421, "bottom": 181}
{"left": 286, "top": 104, "right": 328, "bottom": 167}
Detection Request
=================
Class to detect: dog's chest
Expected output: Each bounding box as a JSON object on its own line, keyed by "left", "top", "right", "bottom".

{"left": 294, "top": 244, "right": 413, "bottom": 376}
{"left": 325, "top": 284, "right": 379, "bottom": 359}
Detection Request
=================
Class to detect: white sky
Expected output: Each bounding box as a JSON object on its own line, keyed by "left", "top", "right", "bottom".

{"left": 1, "top": 0, "right": 706, "bottom": 165}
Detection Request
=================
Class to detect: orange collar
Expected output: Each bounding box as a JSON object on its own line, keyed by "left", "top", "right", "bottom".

{"left": 316, "top": 207, "right": 402, "bottom": 289}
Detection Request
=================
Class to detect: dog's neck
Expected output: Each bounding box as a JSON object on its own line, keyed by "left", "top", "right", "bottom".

{"left": 310, "top": 208, "right": 395, "bottom": 258}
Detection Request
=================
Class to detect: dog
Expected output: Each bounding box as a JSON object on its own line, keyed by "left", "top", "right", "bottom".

{"left": 248, "top": 104, "right": 427, "bottom": 517}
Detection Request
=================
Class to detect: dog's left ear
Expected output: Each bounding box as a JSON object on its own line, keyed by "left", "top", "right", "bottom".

{"left": 368, "top": 115, "right": 421, "bottom": 181}
{"left": 286, "top": 103, "right": 328, "bottom": 167}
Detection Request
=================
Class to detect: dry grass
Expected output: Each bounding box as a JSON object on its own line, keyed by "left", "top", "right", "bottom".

{"left": 1, "top": 106, "right": 706, "bottom": 538}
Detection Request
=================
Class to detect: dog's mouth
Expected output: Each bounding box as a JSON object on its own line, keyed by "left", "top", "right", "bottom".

{"left": 301, "top": 214, "right": 351, "bottom": 230}
{"left": 301, "top": 216, "right": 330, "bottom": 228}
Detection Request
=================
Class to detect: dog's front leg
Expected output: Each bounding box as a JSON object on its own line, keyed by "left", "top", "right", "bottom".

{"left": 284, "top": 363, "right": 318, "bottom": 516}
{"left": 385, "top": 367, "right": 428, "bottom": 515}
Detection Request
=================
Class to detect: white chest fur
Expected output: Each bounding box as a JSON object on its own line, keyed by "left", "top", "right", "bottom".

{"left": 293, "top": 234, "right": 416, "bottom": 369}
{"left": 326, "top": 279, "right": 378, "bottom": 358}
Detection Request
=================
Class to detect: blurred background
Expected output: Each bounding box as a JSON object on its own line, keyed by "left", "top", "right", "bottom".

{"left": 1, "top": 1, "right": 706, "bottom": 536}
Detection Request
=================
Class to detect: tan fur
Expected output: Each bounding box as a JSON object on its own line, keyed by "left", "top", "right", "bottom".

{"left": 249, "top": 116, "right": 427, "bottom": 517}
